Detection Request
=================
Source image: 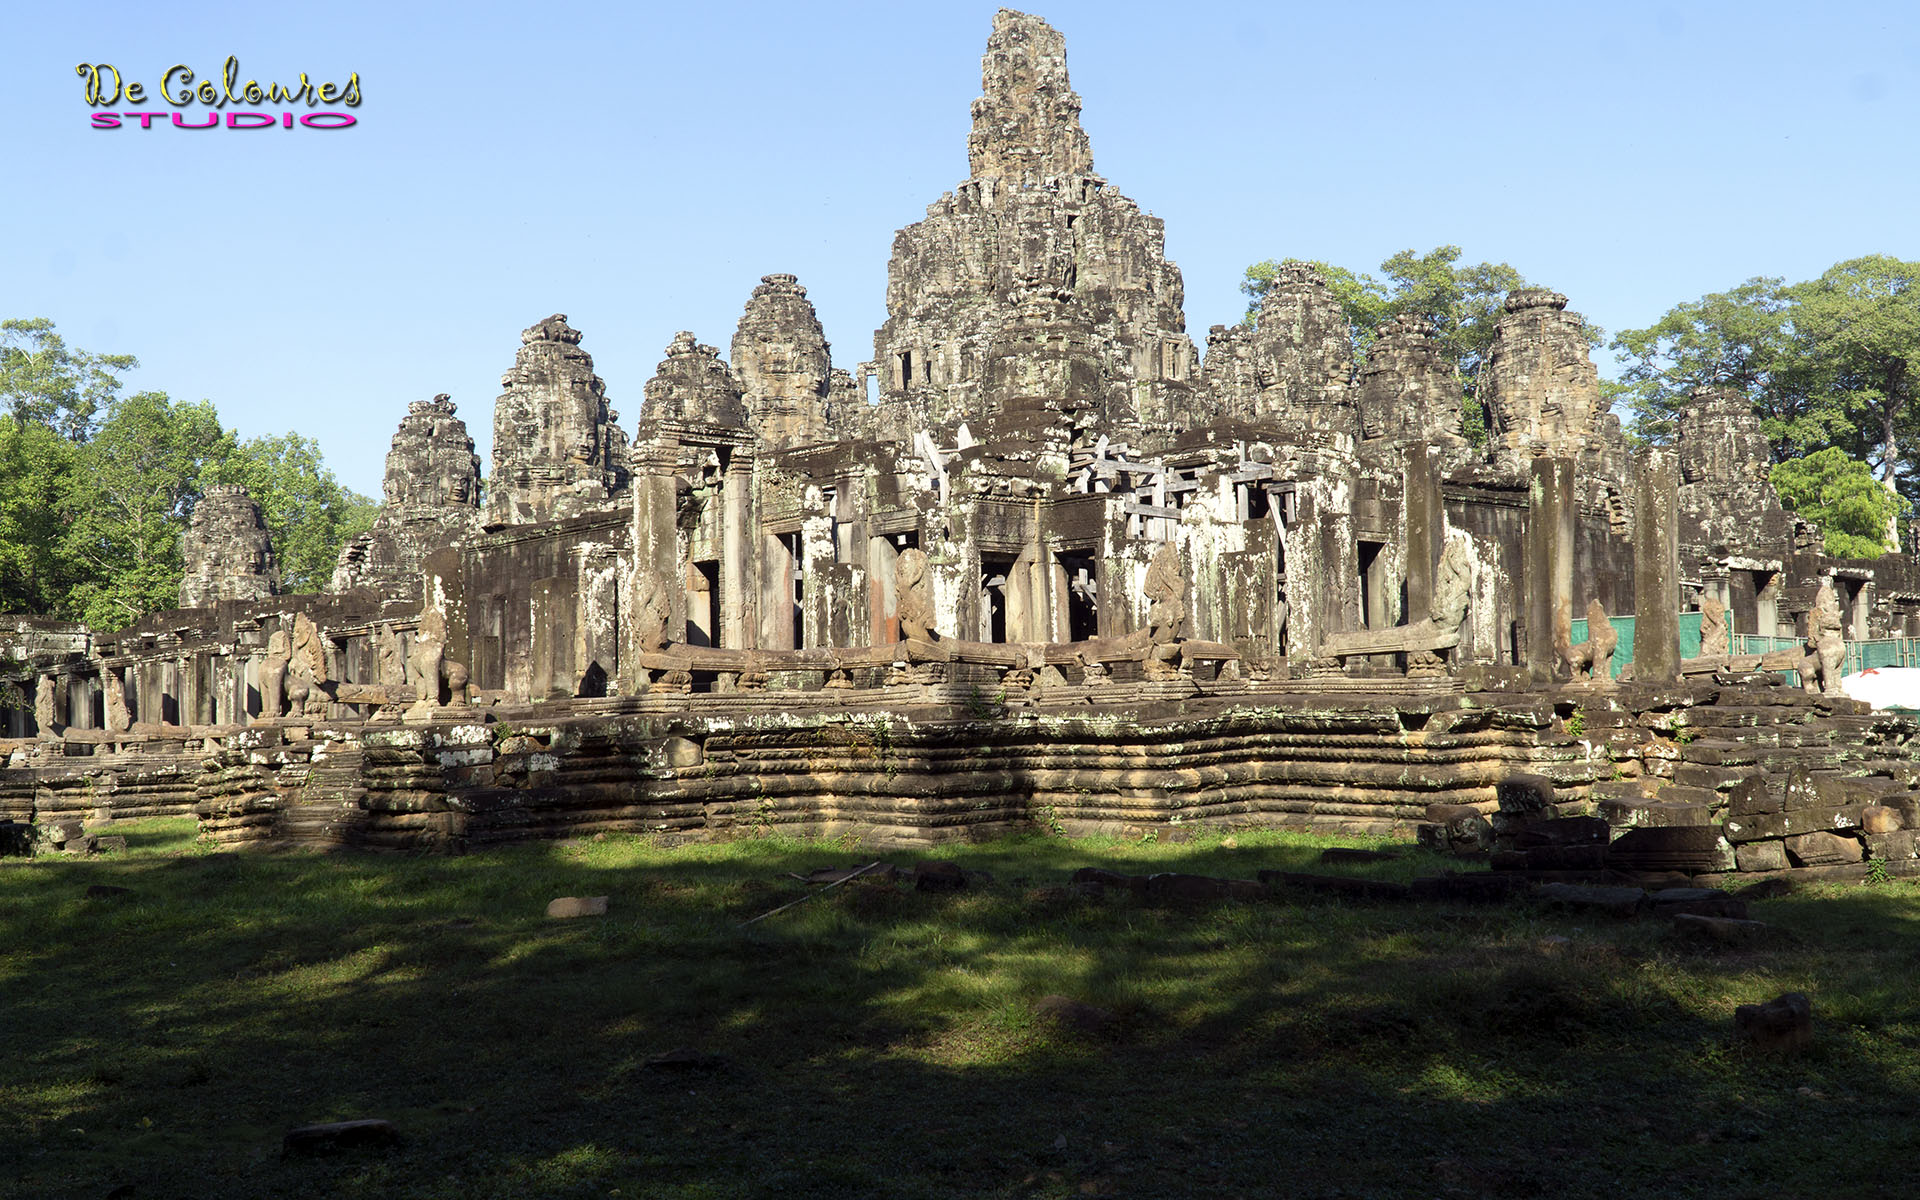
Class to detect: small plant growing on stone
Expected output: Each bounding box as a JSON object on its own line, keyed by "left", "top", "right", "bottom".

{"left": 1566, "top": 709, "right": 1587, "bottom": 737}
{"left": 1866, "top": 856, "right": 1892, "bottom": 886}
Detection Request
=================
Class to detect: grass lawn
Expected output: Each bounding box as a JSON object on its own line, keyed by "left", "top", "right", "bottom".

{"left": 4, "top": 819, "right": 1919, "bottom": 1199}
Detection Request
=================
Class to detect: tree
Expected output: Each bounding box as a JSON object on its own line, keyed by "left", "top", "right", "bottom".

{"left": 0, "top": 318, "right": 137, "bottom": 440}
{"left": 206, "top": 433, "right": 378, "bottom": 592}
{"left": 0, "top": 416, "right": 80, "bottom": 614}
{"left": 1609, "top": 278, "right": 1798, "bottom": 448}
{"left": 1771, "top": 447, "right": 1900, "bottom": 558}
{"left": 60, "top": 392, "right": 234, "bottom": 629}
{"left": 1790, "top": 256, "right": 1920, "bottom": 488}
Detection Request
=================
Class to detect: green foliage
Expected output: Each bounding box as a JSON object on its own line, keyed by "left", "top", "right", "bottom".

{"left": 0, "top": 416, "right": 80, "bottom": 613}
{"left": 61, "top": 392, "right": 234, "bottom": 629}
{"left": 1240, "top": 246, "right": 1599, "bottom": 449}
{"left": 206, "top": 433, "right": 377, "bottom": 592}
{"left": 0, "top": 319, "right": 378, "bottom": 627}
{"left": 0, "top": 317, "right": 137, "bottom": 440}
{"left": 1771, "top": 447, "right": 1900, "bottom": 557}
{"left": 1614, "top": 257, "right": 1920, "bottom": 498}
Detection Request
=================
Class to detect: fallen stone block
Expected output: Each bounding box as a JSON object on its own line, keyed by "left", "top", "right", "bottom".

{"left": 1408, "top": 873, "right": 1529, "bottom": 903}
{"left": 282, "top": 1119, "right": 401, "bottom": 1156}
{"left": 1445, "top": 812, "right": 1495, "bottom": 853}
{"left": 1734, "top": 992, "right": 1811, "bottom": 1054}
{"left": 35, "top": 820, "right": 84, "bottom": 851}
{"left": 1783, "top": 831, "right": 1864, "bottom": 867}
{"left": 1496, "top": 773, "right": 1554, "bottom": 815}
{"left": 1597, "top": 798, "right": 1712, "bottom": 828}
{"left": 1258, "top": 871, "right": 1409, "bottom": 902}
{"left": 91, "top": 835, "right": 128, "bottom": 854}
{"left": 1524, "top": 844, "right": 1608, "bottom": 871}
{"left": 1519, "top": 816, "right": 1610, "bottom": 847}
{"left": 1673, "top": 913, "right": 1775, "bottom": 947}
{"left": 1733, "top": 840, "right": 1788, "bottom": 873}
{"left": 1861, "top": 805, "right": 1903, "bottom": 835}
{"left": 1069, "top": 867, "right": 1144, "bottom": 893}
{"left": 1726, "top": 775, "right": 1779, "bottom": 817}
{"left": 1425, "top": 802, "right": 1483, "bottom": 824}
{"left": 913, "top": 861, "right": 968, "bottom": 893}
{"left": 1531, "top": 882, "right": 1647, "bottom": 917}
{"left": 546, "top": 895, "right": 609, "bottom": 918}
{"left": 1145, "top": 873, "right": 1234, "bottom": 902}
{"left": 1607, "top": 825, "right": 1734, "bottom": 872}
{"left": 1649, "top": 888, "right": 1747, "bottom": 919}
{"left": 1866, "top": 829, "right": 1920, "bottom": 862}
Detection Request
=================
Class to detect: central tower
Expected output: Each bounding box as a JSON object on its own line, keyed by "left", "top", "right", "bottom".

{"left": 872, "top": 8, "right": 1195, "bottom": 435}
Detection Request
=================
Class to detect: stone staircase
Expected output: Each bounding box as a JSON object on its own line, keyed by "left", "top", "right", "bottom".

{"left": 271, "top": 742, "right": 370, "bottom": 848}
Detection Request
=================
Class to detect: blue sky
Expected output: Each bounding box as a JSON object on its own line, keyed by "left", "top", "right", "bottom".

{"left": 7, "top": 0, "right": 1916, "bottom": 496}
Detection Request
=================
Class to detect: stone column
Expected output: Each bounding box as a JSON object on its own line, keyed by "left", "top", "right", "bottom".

{"left": 720, "top": 451, "right": 754, "bottom": 650}
{"left": 800, "top": 513, "right": 836, "bottom": 649}
{"left": 1633, "top": 448, "right": 1681, "bottom": 683}
{"left": 1524, "top": 457, "right": 1575, "bottom": 677}
{"left": 1403, "top": 442, "right": 1444, "bottom": 620}
{"left": 624, "top": 435, "right": 684, "bottom": 689}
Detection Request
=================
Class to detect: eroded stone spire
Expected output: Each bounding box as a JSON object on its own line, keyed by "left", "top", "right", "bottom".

{"left": 1479, "top": 289, "right": 1603, "bottom": 459}
{"left": 731, "top": 274, "right": 831, "bottom": 447}
{"left": 967, "top": 9, "right": 1094, "bottom": 185}
{"left": 180, "top": 484, "right": 280, "bottom": 608}
{"left": 331, "top": 394, "right": 482, "bottom": 595}
{"left": 643, "top": 332, "right": 747, "bottom": 428}
{"left": 488, "top": 315, "right": 629, "bottom": 525}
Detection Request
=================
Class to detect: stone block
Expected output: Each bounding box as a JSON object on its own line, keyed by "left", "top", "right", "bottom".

{"left": 1783, "top": 831, "right": 1864, "bottom": 867}
{"left": 1497, "top": 773, "right": 1554, "bottom": 815}
{"left": 1724, "top": 805, "right": 1869, "bottom": 843}
{"left": 1734, "top": 992, "right": 1811, "bottom": 1054}
{"left": 1145, "top": 873, "right": 1234, "bottom": 902}
{"left": 661, "top": 736, "right": 704, "bottom": 768}
{"left": 1524, "top": 844, "right": 1608, "bottom": 871}
{"left": 1607, "top": 825, "right": 1734, "bottom": 872}
{"left": 1531, "top": 882, "right": 1647, "bottom": 917}
{"left": 1597, "top": 798, "right": 1711, "bottom": 828}
{"left": 1866, "top": 829, "right": 1920, "bottom": 862}
{"left": 1861, "top": 805, "right": 1903, "bottom": 835}
{"left": 1734, "top": 840, "right": 1788, "bottom": 872}
{"left": 1673, "top": 913, "right": 1776, "bottom": 947}
{"left": 1727, "top": 775, "right": 1779, "bottom": 816}
{"left": 1673, "top": 764, "right": 1753, "bottom": 792}
{"left": 1649, "top": 888, "right": 1748, "bottom": 919}
{"left": 914, "top": 861, "right": 968, "bottom": 893}
{"left": 1518, "top": 816, "right": 1610, "bottom": 846}
{"left": 546, "top": 895, "right": 609, "bottom": 919}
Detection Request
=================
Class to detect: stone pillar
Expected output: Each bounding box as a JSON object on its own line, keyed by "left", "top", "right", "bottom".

{"left": 624, "top": 436, "right": 684, "bottom": 689}
{"left": 1403, "top": 442, "right": 1444, "bottom": 620}
{"left": 1524, "top": 458, "right": 1575, "bottom": 677}
{"left": 1313, "top": 484, "right": 1360, "bottom": 662}
{"left": 1284, "top": 488, "right": 1322, "bottom": 670}
{"left": 573, "top": 544, "right": 621, "bottom": 695}
{"left": 1633, "top": 448, "right": 1681, "bottom": 683}
{"left": 800, "top": 513, "right": 836, "bottom": 649}
{"left": 720, "top": 453, "right": 753, "bottom": 650}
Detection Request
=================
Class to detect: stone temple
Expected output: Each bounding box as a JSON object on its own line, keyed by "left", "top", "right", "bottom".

{"left": 7, "top": 10, "right": 1920, "bottom": 885}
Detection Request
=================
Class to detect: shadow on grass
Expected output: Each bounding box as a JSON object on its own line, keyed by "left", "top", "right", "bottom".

{"left": 4, "top": 824, "right": 1920, "bottom": 1199}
